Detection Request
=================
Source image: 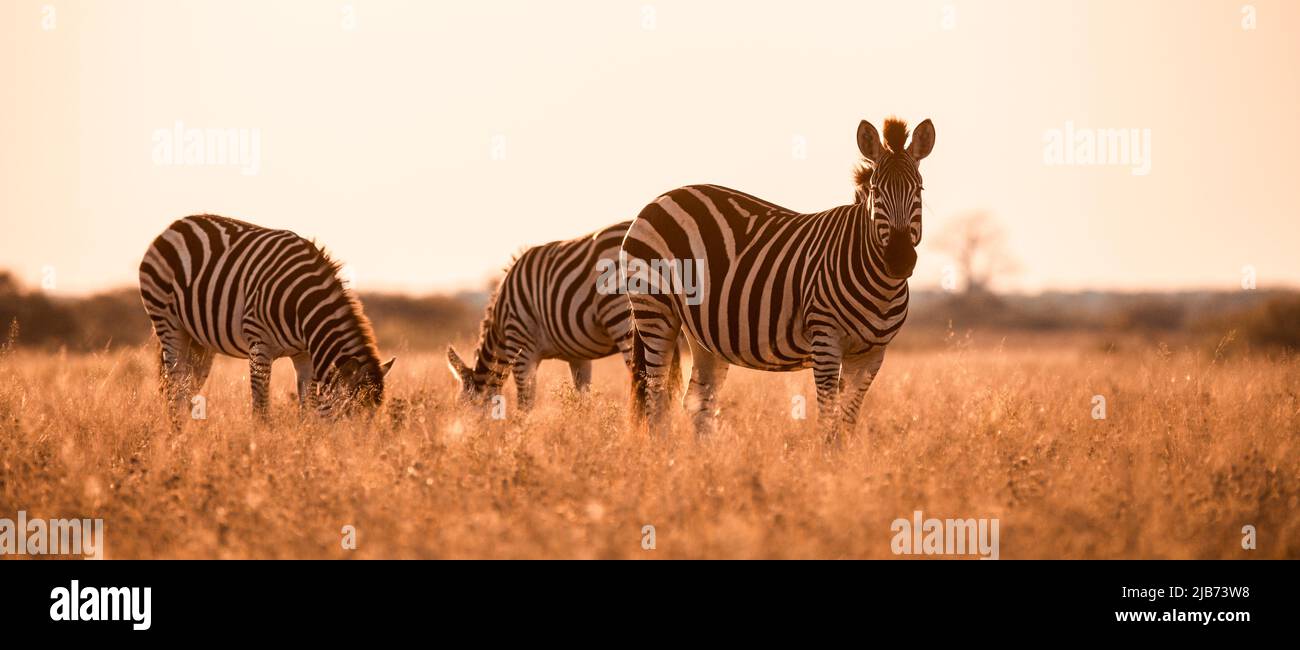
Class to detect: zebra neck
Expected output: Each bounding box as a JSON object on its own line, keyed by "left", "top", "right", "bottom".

{"left": 301, "top": 286, "right": 377, "bottom": 380}
{"left": 467, "top": 277, "right": 522, "bottom": 384}
{"left": 471, "top": 320, "right": 511, "bottom": 381}
{"left": 848, "top": 203, "right": 907, "bottom": 298}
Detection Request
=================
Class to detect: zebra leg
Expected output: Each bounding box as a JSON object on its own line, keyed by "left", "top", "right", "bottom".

{"left": 611, "top": 318, "right": 684, "bottom": 399}
{"left": 568, "top": 359, "right": 593, "bottom": 392}
{"left": 157, "top": 327, "right": 195, "bottom": 428}
{"left": 627, "top": 294, "right": 683, "bottom": 434}
{"left": 810, "top": 332, "right": 845, "bottom": 443}
{"left": 292, "top": 353, "right": 318, "bottom": 415}
{"left": 512, "top": 354, "right": 539, "bottom": 414}
{"left": 185, "top": 341, "right": 215, "bottom": 419}
{"left": 607, "top": 288, "right": 685, "bottom": 401}
{"left": 188, "top": 342, "right": 215, "bottom": 388}
{"left": 683, "top": 337, "right": 729, "bottom": 438}
{"left": 248, "top": 342, "right": 274, "bottom": 421}
{"left": 839, "top": 347, "right": 887, "bottom": 435}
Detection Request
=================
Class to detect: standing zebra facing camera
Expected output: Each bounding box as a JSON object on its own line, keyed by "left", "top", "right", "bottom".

{"left": 138, "top": 215, "right": 395, "bottom": 426}
{"left": 447, "top": 221, "right": 682, "bottom": 413}
{"left": 624, "top": 117, "right": 935, "bottom": 441}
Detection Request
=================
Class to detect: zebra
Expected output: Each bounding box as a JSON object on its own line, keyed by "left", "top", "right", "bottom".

{"left": 446, "top": 221, "right": 681, "bottom": 412}
{"left": 138, "top": 215, "right": 395, "bottom": 424}
{"left": 624, "top": 117, "right": 935, "bottom": 441}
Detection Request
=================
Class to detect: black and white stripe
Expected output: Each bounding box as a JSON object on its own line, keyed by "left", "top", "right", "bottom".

{"left": 625, "top": 118, "right": 935, "bottom": 440}
{"left": 138, "top": 214, "right": 393, "bottom": 423}
{"left": 447, "top": 221, "right": 681, "bottom": 412}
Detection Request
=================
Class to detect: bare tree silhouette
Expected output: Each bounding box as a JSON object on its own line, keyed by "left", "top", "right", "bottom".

{"left": 934, "top": 212, "right": 1019, "bottom": 295}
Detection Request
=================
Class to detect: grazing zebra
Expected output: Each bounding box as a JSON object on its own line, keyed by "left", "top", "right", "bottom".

{"left": 446, "top": 221, "right": 681, "bottom": 412}
{"left": 138, "top": 215, "right": 395, "bottom": 424}
{"left": 624, "top": 117, "right": 935, "bottom": 440}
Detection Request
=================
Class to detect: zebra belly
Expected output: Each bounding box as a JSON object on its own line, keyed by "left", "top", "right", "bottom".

{"left": 678, "top": 315, "right": 813, "bottom": 372}
{"left": 539, "top": 312, "right": 622, "bottom": 361}
{"left": 540, "top": 344, "right": 621, "bottom": 363}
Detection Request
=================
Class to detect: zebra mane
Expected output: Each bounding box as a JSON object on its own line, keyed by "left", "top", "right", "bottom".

{"left": 310, "top": 242, "right": 380, "bottom": 361}
{"left": 468, "top": 248, "right": 527, "bottom": 368}
{"left": 882, "top": 117, "right": 908, "bottom": 153}
{"left": 476, "top": 279, "right": 502, "bottom": 345}
{"left": 852, "top": 164, "right": 873, "bottom": 199}
{"left": 472, "top": 265, "right": 510, "bottom": 358}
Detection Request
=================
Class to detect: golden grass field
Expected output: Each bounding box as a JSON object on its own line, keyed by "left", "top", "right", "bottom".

{"left": 1, "top": 335, "right": 1296, "bottom": 559}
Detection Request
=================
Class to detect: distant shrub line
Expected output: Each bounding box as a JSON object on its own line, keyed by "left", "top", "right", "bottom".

{"left": 2, "top": 271, "right": 1296, "bottom": 352}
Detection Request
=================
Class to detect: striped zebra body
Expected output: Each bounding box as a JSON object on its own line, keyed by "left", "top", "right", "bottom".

{"left": 138, "top": 215, "right": 393, "bottom": 423}
{"left": 625, "top": 117, "right": 935, "bottom": 440}
{"left": 627, "top": 184, "right": 910, "bottom": 368}
{"left": 446, "top": 221, "right": 681, "bottom": 411}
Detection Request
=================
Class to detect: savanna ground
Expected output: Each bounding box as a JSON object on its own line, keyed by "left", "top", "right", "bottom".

{"left": 0, "top": 332, "right": 1296, "bottom": 559}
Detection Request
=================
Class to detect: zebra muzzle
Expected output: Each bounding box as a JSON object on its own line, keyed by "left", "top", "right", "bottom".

{"left": 883, "top": 230, "right": 917, "bottom": 279}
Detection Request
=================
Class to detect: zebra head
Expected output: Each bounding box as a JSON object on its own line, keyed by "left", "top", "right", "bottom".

{"left": 854, "top": 117, "right": 936, "bottom": 279}
{"left": 319, "top": 355, "right": 396, "bottom": 417}
{"left": 446, "top": 345, "right": 509, "bottom": 404}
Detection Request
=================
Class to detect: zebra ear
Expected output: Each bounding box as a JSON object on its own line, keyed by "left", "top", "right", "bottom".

{"left": 857, "top": 120, "right": 885, "bottom": 165}
{"left": 380, "top": 357, "right": 396, "bottom": 376}
{"left": 907, "top": 119, "right": 935, "bottom": 161}
{"left": 446, "top": 346, "right": 470, "bottom": 383}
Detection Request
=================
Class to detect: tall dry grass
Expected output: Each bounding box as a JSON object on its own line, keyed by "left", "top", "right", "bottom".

{"left": 0, "top": 336, "right": 1296, "bottom": 558}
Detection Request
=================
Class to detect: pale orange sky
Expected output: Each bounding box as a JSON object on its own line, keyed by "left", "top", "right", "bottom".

{"left": 3, "top": 0, "right": 1298, "bottom": 295}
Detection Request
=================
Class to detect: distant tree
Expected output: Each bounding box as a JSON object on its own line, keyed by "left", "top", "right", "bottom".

{"left": 934, "top": 212, "right": 1019, "bottom": 295}
{"left": 0, "top": 271, "right": 78, "bottom": 347}
{"left": 0, "top": 271, "right": 20, "bottom": 296}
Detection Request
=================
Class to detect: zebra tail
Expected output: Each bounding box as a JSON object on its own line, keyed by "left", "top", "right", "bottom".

{"left": 665, "top": 335, "right": 684, "bottom": 402}
{"left": 155, "top": 342, "right": 167, "bottom": 395}
{"left": 630, "top": 326, "right": 649, "bottom": 425}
